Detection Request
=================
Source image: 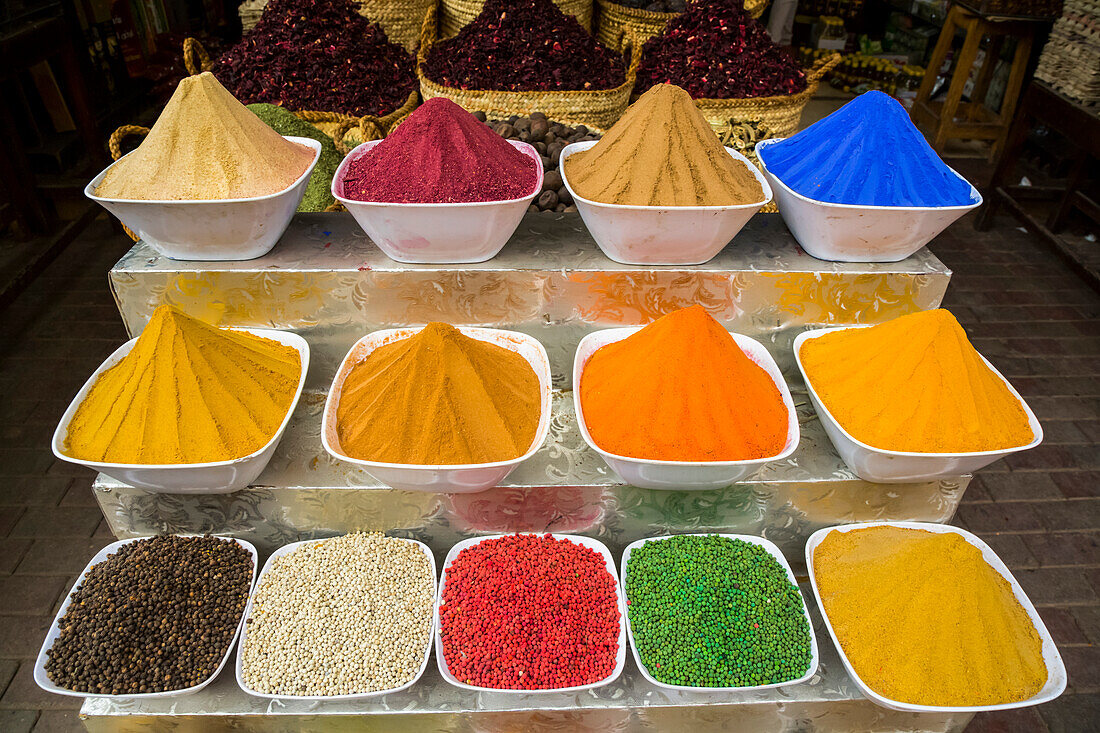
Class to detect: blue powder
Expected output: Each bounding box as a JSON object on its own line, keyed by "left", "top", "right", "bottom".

{"left": 759, "top": 91, "right": 977, "bottom": 207}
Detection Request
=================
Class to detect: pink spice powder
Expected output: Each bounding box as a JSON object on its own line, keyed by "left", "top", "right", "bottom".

{"left": 340, "top": 98, "right": 540, "bottom": 204}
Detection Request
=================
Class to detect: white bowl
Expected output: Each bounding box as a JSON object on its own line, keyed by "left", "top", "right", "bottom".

{"left": 559, "top": 140, "right": 772, "bottom": 265}
{"left": 332, "top": 139, "right": 542, "bottom": 264}
{"left": 435, "top": 533, "right": 627, "bottom": 693}
{"left": 793, "top": 326, "right": 1042, "bottom": 483}
{"left": 86, "top": 136, "right": 321, "bottom": 261}
{"left": 52, "top": 328, "right": 309, "bottom": 493}
{"left": 621, "top": 533, "right": 819, "bottom": 692}
{"left": 573, "top": 327, "right": 799, "bottom": 490}
{"left": 235, "top": 536, "right": 436, "bottom": 701}
{"left": 34, "top": 535, "right": 258, "bottom": 699}
{"left": 322, "top": 327, "right": 553, "bottom": 493}
{"left": 756, "top": 138, "right": 981, "bottom": 263}
{"left": 805, "top": 521, "right": 1067, "bottom": 713}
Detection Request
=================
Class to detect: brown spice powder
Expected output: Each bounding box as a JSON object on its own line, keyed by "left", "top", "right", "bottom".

{"left": 96, "top": 72, "right": 314, "bottom": 201}
{"left": 564, "top": 84, "right": 764, "bottom": 207}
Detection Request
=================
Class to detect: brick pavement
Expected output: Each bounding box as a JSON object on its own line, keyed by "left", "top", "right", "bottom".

{"left": 0, "top": 211, "right": 1095, "bottom": 731}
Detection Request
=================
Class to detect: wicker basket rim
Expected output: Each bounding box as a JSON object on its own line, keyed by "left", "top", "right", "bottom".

{"left": 643, "top": 52, "right": 841, "bottom": 107}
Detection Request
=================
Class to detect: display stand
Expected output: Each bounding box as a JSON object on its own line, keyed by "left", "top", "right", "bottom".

{"left": 81, "top": 213, "right": 971, "bottom": 731}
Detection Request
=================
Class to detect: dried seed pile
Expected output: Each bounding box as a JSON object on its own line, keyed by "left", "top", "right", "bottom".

{"left": 440, "top": 534, "right": 620, "bottom": 689}
{"left": 423, "top": 0, "right": 625, "bottom": 92}
{"left": 241, "top": 533, "right": 434, "bottom": 696}
{"left": 635, "top": 0, "right": 807, "bottom": 99}
{"left": 45, "top": 536, "right": 253, "bottom": 694}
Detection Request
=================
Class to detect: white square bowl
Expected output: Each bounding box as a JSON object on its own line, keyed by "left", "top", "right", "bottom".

{"left": 332, "top": 139, "right": 543, "bottom": 264}
{"left": 573, "top": 327, "right": 800, "bottom": 490}
{"left": 756, "top": 138, "right": 981, "bottom": 263}
{"left": 34, "top": 535, "right": 258, "bottom": 699}
{"left": 559, "top": 140, "right": 772, "bottom": 266}
{"left": 86, "top": 136, "right": 321, "bottom": 261}
{"left": 435, "top": 533, "right": 627, "bottom": 693}
{"left": 793, "top": 326, "right": 1042, "bottom": 483}
{"left": 51, "top": 327, "right": 309, "bottom": 493}
{"left": 321, "top": 326, "right": 553, "bottom": 493}
{"left": 620, "top": 533, "right": 819, "bottom": 692}
{"left": 234, "top": 536, "right": 436, "bottom": 701}
{"left": 805, "top": 521, "right": 1067, "bottom": 713}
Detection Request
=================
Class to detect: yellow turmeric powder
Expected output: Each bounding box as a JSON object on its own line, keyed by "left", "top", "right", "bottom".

{"left": 814, "top": 526, "right": 1047, "bottom": 706}
{"left": 65, "top": 305, "right": 301, "bottom": 464}
{"left": 335, "top": 323, "right": 541, "bottom": 465}
{"left": 798, "top": 309, "right": 1034, "bottom": 452}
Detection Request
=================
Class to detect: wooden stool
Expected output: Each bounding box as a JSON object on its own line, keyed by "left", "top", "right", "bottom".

{"left": 912, "top": 4, "right": 1041, "bottom": 161}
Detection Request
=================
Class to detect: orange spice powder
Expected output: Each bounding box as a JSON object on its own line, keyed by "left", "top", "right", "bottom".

{"left": 579, "top": 305, "right": 788, "bottom": 461}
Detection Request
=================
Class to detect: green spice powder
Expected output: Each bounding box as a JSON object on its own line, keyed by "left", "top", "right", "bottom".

{"left": 625, "top": 535, "right": 812, "bottom": 687}
{"left": 247, "top": 103, "right": 341, "bottom": 212}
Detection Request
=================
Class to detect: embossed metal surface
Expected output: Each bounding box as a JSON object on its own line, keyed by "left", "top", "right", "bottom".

{"left": 81, "top": 590, "right": 974, "bottom": 732}
{"left": 108, "top": 213, "right": 951, "bottom": 388}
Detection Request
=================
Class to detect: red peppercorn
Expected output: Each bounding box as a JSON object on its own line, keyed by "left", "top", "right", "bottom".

{"left": 440, "top": 534, "right": 619, "bottom": 689}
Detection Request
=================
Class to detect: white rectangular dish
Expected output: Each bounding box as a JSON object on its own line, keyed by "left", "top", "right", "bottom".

{"left": 793, "top": 326, "right": 1042, "bottom": 483}
{"left": 435, "top": 533, "right": 627, "bottom": 693}
{"left": 34, "top": 535, "right": 258, "bottom": 699}
{"left": 86, "top": 136, "right": 321, "bottom": 261}
{"left": 756, "top": 137, "right": 981, "bottom": 263}
{"left": 560, "top": 140, "right": 772, "bottom": 266}
{"left": 573, "top": 327, "right": 799, "bottom": 490}
{"left": 620, "top": 533, "right": 819, "bottom": 692}
{"left": 805, "top": 521, "right": 1067, "bottom": 713}
{"left": 332, "top": 139, "right": 542, "bottom": 264}
{"left": 321, "top": 326, "right": 553, "bottom": 493}
{"left": 234, "top": 536, "right": 436, "bottom": 701}
{"left": 51, "top": 327, "right": 309, "bottom": 493}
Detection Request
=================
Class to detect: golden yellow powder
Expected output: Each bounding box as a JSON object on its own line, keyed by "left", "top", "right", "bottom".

{"left": 814, "top": 526, "right": 1047, "bottom": 707}
{"left": 563, "top": 84, "right": 764, "bottom": 206}
{"left": 95, "top": 72, "right": 313, "bottom": 200}
{"left": 64, "top": 305, "right": 301, "bottom": 464}
{"left": 799, "top": 309, "right": 1034, "bottom": 452}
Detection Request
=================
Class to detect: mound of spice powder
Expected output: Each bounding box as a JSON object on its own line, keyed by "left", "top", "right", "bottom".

{"left": 580, "top": 305, "right": 788, "bottom": 461}
{"left": 799, "top": 309, "right": 1034, "bottom": 452}
{"left": 422, "top": 0, "right": 625, "bottom": 92}
{"left": 635, "top": 0, "right": 806, "bottom": 99}
{"left": 626, "top": 535, "right": 813, "bottom": 687}
{"left": 249, "top": 102, "right": 341, "bottom": 211}
{"left": 564, "top": 84, "right": 763, "bottom": 206}
{"left": 212, "top": 0, "right": 416, "bottom": 117}
{"left": 335, "top": 323, "right": 542, "bottom": 464}
{"left": 440, "top": 534, "right": 620, "bottom": 689}
{"left": 64, "top": 305, "right": 301, "bottom": 464}
{"left": 340, "top": 98, "right": 539, "bottom": 203}
{"left": 814, "top": 526, "right": 1047, "bottom": 706}
{"left": 45, "top": 536, "right": 253, "bottom": 694}
{"left": 96, "top": 72, "right": 314, "bottom": 201}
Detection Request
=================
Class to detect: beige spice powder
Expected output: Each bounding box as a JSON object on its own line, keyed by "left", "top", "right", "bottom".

{"left": 96, "top": 72, "right": 314, "bottom": 201}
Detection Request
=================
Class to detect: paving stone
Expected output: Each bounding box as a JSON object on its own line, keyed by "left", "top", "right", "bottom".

{"left": 1073, "top": 606, "right": 1100, "bottom": 645}
{"left": 0, "top": 509, "right": 25, "bottom": 538}
{"left": 1036, "top": 606, "right": 1088, "bottom": 645}
{"left": 1038, "top": 693, "right": 1100, "bottom": 733}
{"left": 981, "top": 533, "right": 1038, "bottom": 569}
{"left": 956, "top": 502, "right": 1045, "bottom": 533}
{"left": 966, "top": 707, "right": 1048, "bottom": 733}
{"left": 0, "top": 576, "right": 67, "bottom": 617}
{"left": 0, "top": 540, "right": 33, "bottom": 575}
{"left": 980, "top": 473, "right": 1063, "bottom": 501}
{"left": 0, "top": 664, "right": 81, "bottom": 710}
{"left": 1024, "top": 533, "right": 1100, "bottom": 568}
{"left": 0, "top": 616, "right": 52, "bottom": 658}
{"left": 1038, "top": 422, "right": 1090, "bottom": 445}
{"left": 1035, "top": 500, "right": 1100, "bottom": 532}
{"left": 0, "top": 660, "right": 18, "bottom": 698}
{"left": 0, "top": 710, "right": 37, "bottom": 733}
{"left": 15, "top": 539, "right": 111, "bottom": 576}
{"left": 9, "top": 509, "right": 100, "bottom": 540}
{"left": 1052, "top": 472, "right": 1099, "bottom": 499}
{"left": 57, "top": 482, "right": 98, "bottom": 509}
{"left": 1061, "top": 646, "right": 1100, "bottom": 693}
{"left": 0, "top": 480, "right": 70, "bottom": 508}
{"left": 1015, "top": 568, "right": 1099, "bottom": 605}
{"left": 32, "top": 710, "right": 82, "bottom": 733}
{"left": 1004, "top": 445, "right": 1078, "bottom": 471}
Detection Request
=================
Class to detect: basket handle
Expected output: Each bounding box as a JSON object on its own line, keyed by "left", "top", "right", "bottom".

{"left": 331, "top": 116, "right": 385, "bottom": 155}
{"left": 108, "top": 125, "right": 150, "bottom": 161}
{"left": 622, "top": 33, "right": 642, "bottom": 84}
{"left": 806, "top": 52, "right": 842, "bottom": 84}
{"left": 418, "top": 5, "right": 437, "bottom": 66}
{"left": 183, "top": 37, "right": 212, "bottom": 76}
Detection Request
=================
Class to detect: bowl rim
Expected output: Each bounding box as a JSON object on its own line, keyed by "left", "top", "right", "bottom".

{"left": 755, "top": 137, "right": 983, "bottom": 212}
{"left": 620, "top": 532, "right": 819, "bottom": 692}
{"left": 320, "top": 325, "right": 553, "bottom": 471}
{"left": 331, "top": 139, "right": 544, "bottom": 208}
{"left": 84, "top": 136, "right": 323, "bottom": 205}
{"left": 51, "top": 326, "right": 310, "bottom": 471}
{"left": 234, "top": 535, "right": 437, "bottom": 701}
{"left": 34, "top": 534, "right": 259, "bottom": 699}
{"left": 434, "top": 532, "right": 627, "bottom": 694}
{"left": 804, "top": 520, "right": 1068, "bottom": 713}
{"left": 792, "top": 325, "right": 1043, "bottom": 458}
{"left": 572, "top": 326, "right": 800, "bottom": 467}
{"left": 559, "top": 140, "right": 773, "bottom": 211}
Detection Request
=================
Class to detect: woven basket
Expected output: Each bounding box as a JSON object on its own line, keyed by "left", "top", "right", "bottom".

{"left": 745, "top": 0, "right": 770, "bottom": 17}
{"left": 239, "top": 0, "right": 266, "bottom": 32}
{"left": 359, "top": 0, "right": 436, "bottom": 52}
{"left": 595, "top": 0, "right": 675, "bottom": 53}
{"left": 418, "top": 6, "right": 637, "bottom": 132}
{"left": 691, "top": 53, "right": 841, "bottom": 139}
{"left": 440, "top": 0, "right": 594, "bottom": 38}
